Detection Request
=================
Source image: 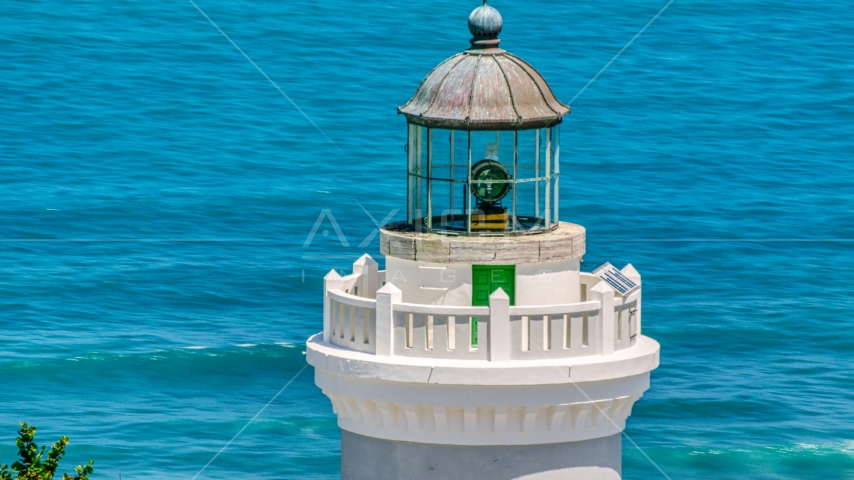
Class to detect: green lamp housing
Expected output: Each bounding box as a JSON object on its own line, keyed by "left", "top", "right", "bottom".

{"left": 471, "top": 159, "right": 511, "bottom": 205}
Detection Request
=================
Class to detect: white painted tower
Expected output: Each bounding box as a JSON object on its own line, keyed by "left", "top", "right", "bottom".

{"left": 306, "top": 3, "right": 660, "bottom": 479}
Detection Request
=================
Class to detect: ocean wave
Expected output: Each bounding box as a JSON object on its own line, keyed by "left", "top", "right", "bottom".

{"left": 0, "top": 342, "right": 309, "bottom": 372}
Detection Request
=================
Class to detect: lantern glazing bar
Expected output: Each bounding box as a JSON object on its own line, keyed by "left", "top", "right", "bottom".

{"left": 554, "top": 125, "right": 560, "bottom": 226}
{"left": 544, "top": 128, "right": 552, "bottom": 230}
{"left": 427, "top": 128, "right": 433, "bottom": 230}
{"left": 467, "top": 131, "right": 472, "bottom": 234}
{"left": 535, "top": 128, "right": 540, "bottom": 218}
{"left": 407, "top": 176, "right": 522, "bottom": 184}
{"left": 416, "top": 126, "right": 423, "bottom": 223}
{"left": 449, "top": 131, "right": 455, "bottom": 221}
{"left": 407, "top": 123, "right": 415, "bottom": 223}
{"left": 512, "top": 130, "right": 518, "bottom": 233}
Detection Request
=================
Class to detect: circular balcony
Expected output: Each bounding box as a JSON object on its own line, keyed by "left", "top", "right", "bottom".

{"left": 313, "top": 254, "right": 645, "bottom": 363}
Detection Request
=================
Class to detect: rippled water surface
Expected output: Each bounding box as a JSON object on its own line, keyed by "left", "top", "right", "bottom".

{"left": 1, "top": 0, "right": 853, "bottom": 478}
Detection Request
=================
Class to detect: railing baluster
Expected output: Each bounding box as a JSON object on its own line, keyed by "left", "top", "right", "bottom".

{"left": 543, "top": 315, "right": 551, "bottom": 351}
{"left": 522, "top": 316, "right": 530, "bottom": 352}
{"left": 350, "top": 305, "right": 356, "bottom": 342}
{"left": 339, "top": 302, "right": 346, "bottom": 339}
{"left": 563, "top": 314, "right": 570, "bottom": 349}
{"left": 363, "top": 309, "right": 370, "bottom": 345}
{"left": 331, "top": 300, "right": 337, "bottom": 337}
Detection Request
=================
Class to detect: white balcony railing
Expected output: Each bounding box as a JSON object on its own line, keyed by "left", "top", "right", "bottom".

{"left": 323, "top": 254, "right": 641, "bottom": 361}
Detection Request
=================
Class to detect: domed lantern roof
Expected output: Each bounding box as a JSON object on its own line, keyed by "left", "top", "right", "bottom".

{"left": 399, "top": 1, "right": 570, "bottom": 131}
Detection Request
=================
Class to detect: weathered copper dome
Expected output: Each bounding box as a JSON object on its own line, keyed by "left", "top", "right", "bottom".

{"left": 399, "top": 2, "right": 569, "bottom": 131}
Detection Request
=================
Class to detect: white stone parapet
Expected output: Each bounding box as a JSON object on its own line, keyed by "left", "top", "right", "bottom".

{"left": 321, "top": 256, "right": 643, "bottom": 361}
{"left": 307, "top": 253, "right": 660, "bottom": 451}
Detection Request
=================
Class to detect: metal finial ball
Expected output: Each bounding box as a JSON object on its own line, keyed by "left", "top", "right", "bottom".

{"left": 468, "top": 2, "right": 503, "bottom": 39}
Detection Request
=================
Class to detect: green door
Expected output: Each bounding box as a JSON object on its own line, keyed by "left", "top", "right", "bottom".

{"left": 472, "top": 265, "right": 516, "bottom": 306}
{"left": 471, "top": 265, "right": 515, "bottom": 348}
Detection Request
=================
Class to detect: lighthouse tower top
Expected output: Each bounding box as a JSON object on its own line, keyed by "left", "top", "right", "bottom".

{"left": 306, "top": 4, "right": 660, "bottom": 478}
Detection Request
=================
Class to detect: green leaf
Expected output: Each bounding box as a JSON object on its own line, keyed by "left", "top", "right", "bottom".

{"left": 3, "top": 424, "right": 94, "bottom": 480}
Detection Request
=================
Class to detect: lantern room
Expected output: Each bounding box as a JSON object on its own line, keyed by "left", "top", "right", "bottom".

{"left": 398, "top": 1, "right": 570, "bottom": 236}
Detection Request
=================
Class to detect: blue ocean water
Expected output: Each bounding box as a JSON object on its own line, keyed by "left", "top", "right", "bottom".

{"left": 1, "top": 0, "right": 853, "bottom": 478}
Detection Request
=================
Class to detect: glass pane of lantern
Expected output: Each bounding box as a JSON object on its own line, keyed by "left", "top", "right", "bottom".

{"left": 509, "top": 129, "right": 529, "bottom": 230}
{"left": 451, "top": 131, "right": 469, "bottom": 230}
{"left": 408, "top": 124, "right": 428, "bottom": 227}
{"left": 407, "top": 124, "right": 416, "bottom": 223}
{"left": 427, "top": 128, "right": 453, "bottom": 230}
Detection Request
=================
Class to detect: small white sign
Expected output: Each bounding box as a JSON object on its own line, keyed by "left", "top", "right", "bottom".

{"left": 593, "top": 262, "right": 639, "bottom": 296}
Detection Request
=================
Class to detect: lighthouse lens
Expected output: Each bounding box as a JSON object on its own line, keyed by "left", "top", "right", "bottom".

{"left": 471, "top": 160, "right": 510, "bottom": 204}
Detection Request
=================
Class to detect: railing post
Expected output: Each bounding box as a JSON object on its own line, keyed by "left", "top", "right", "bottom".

{"left": 621, "top": 264, "right": 641, "bottom": 336}
{"left": 324, "top": 270, "right": 344, "bottom": 343}
{"left": 488, "top": 288, "right": 511, "bottom": 362}
{"left": 353, "top": 254, "right": 379, "bottom": 298}
{"left": 376, "top": 282, "right": 402, "bottom": 357}
{"left": 591, "top": 282, "right": 615, "bottom": 356}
